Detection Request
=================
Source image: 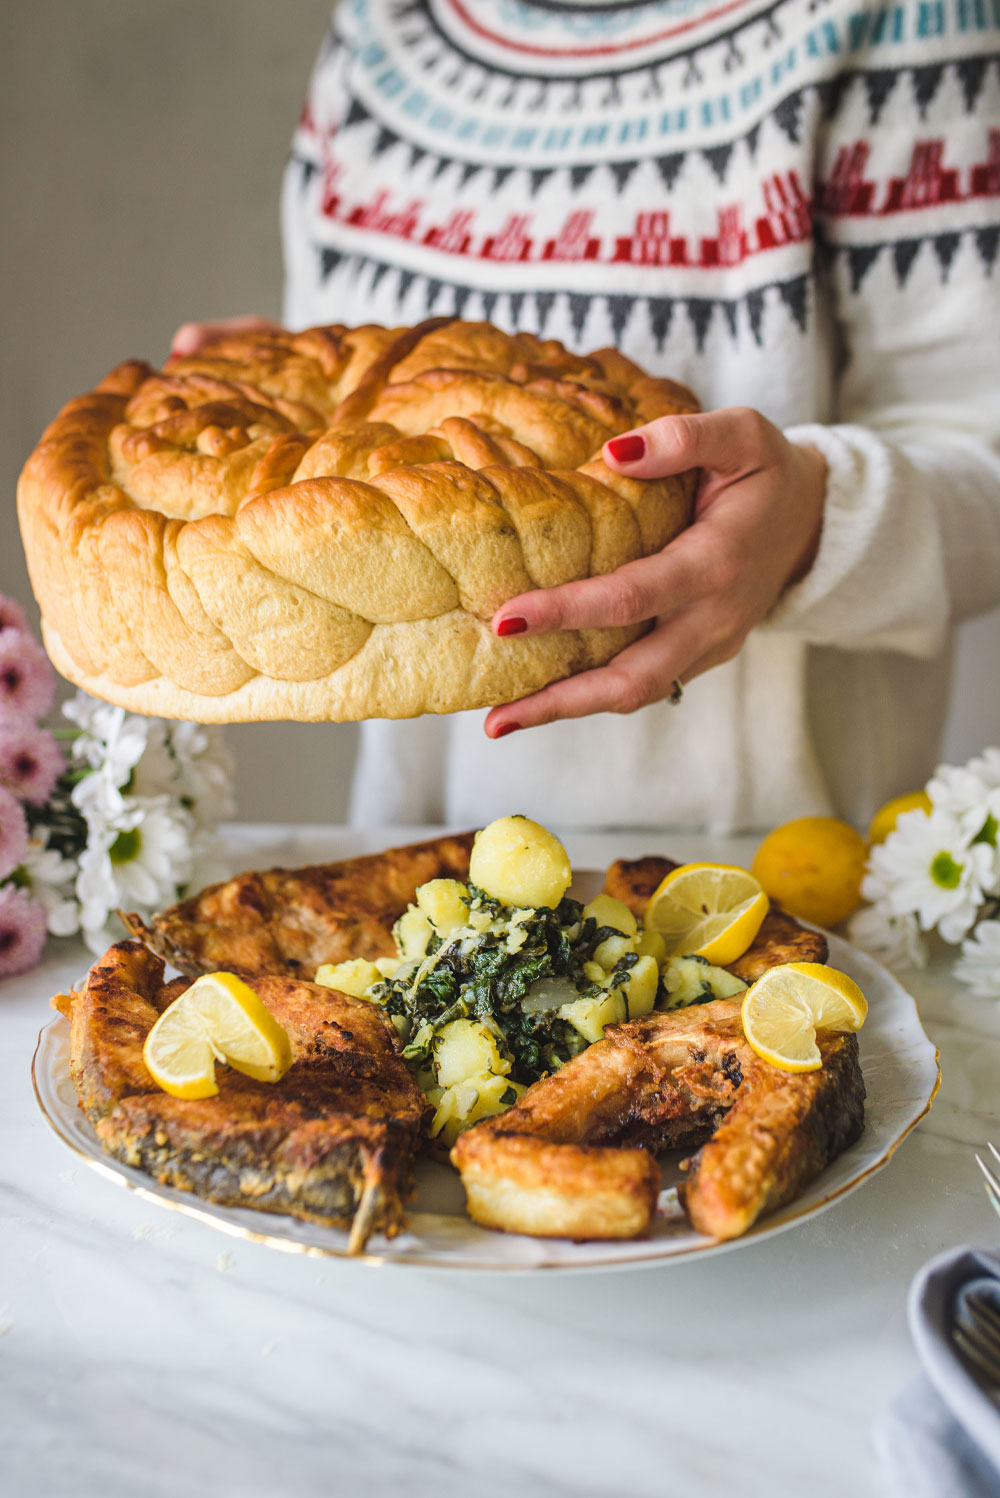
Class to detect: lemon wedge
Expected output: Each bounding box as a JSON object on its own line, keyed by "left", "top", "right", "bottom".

{"left": 644, "top": 863, "right": 769, "bottom": 965}
{"left": 740, "top": 961, "right": 868, "bottom": 1072}
{"left": 143, "top": 971, "right": 293, "bottom": 1099}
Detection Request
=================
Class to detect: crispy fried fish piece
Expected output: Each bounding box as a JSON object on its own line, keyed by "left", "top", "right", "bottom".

{"left": 122, "top": 831, "right": 476, "bottom": 979}
{"left": 451, "top": 998, "right": 864, "bottom": 1242}
{"left": 602, "top": 855, "right": 829, "bottom": 980}
{"left": 56, "top": 940, "right": 430, "bottom": 1250}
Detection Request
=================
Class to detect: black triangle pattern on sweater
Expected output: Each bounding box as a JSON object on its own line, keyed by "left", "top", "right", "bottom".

{"left": 312, "top": 243, "right": 816, "bottom": 351}
{"left": 820, "top": 223, "right": 1000, "bottom": 281}
{"left": 312, "top": 221, "right": 999, "bottom": 355}
{"left": 321, "top": 56, "right": 997, "bottom": 200}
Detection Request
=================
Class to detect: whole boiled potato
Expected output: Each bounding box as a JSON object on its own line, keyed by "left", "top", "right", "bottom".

{"left": 469, "top": 815, "right": 572, "bottom": 909}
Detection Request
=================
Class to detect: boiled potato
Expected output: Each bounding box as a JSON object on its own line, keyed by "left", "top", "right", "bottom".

{"left": 623, "top": 954, "right": 659, "bottom": 1018}
{"left": 433, "top": 1018, "right": 509, "bottom": 1088}
{"left": 636, "top": 928, "right": 668, "bottom": 965}
{"left": 430, "top": 1070, "right": 523, "bottom": 1144}
{"left": 469, "top": 815, "right": 571, "bottom": 909}
{"left": 591, "top": 932, "right": 636, "bottom": 971}
{"left": 393, "top": 904, "right": 434, "bottom": 960}
{"left": 374, "top": 956, "right": 401, "bottom": 978}
{"left": 661, "top": 955, "right": 747, "bottom": 1009}
{"left": 416, "top": 878, "right": 470, "bottom": 936}
{"left": 314, "top": 958, "right": 381, "bottom": 998}
{"left": 559, "top": 988, "right": 627, "bottom": 1044}
{"left": 583, "top": 893, "right": 638, "bottom": 937}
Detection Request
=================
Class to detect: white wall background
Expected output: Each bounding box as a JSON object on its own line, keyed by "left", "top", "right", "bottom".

{"left": 3, "top": 0, "right": 998, "bottom": 824}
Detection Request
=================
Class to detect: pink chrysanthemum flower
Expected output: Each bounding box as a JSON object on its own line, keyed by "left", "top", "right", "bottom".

{"left": 0, "top": 596, "right": 30, "bottom": 636}
{"left": 0, "top": 884, "right": 47, "bottom": 979}
{"left": 0, "top": 723, "right": 64, "bottom": 805}
{"left": 0, "top": 631, "right": 56, "bottom": 723}
{"left": 0, "top": 785, "right": 29, "bottom": 880}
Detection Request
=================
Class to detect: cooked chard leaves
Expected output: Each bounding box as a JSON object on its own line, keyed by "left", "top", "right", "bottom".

{"left": 376, "top": 892, "right": 621, "bottom": 1084}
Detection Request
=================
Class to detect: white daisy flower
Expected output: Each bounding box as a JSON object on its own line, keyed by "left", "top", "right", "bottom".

{"left": 954, "top": 920, "right": 1000, "bottom": 1000}
{"left": 127, "top": 721, "right": 179, "bottom": 802}
{"left": 927, "top": 761, "right": 991, "bottom": 825}
{"left": 57, "top": 694, "right": 232, "bottom": 952}
{"left": 75, "top": 838, "right": 121, "bottom": 953}
{"left": 865, "top": 808, "right": 994, "bottom": 944}
{"left": 16, "top": 833, "right": 79, "bottom": 937}
{"left": 76, "top": 800, "right": 194, "bottom": 953}
{"left": 967, "top": 748, "right": 1000, "bottom": 791}
{"left": 927, "top": 758, "right": 1000, "bottom": 877}
{"left": 66, "top": 698, "right": 152, "bottom": 820}
{"left": 166, "top": 722, "right": 236, "bottom": 825}
{"left": 848, "top": 901, "right": 927, "bottom": 972}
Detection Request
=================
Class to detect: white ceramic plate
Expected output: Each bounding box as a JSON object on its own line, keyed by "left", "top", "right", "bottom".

{"left": 32, "top": 920, "right": 939, "bottom": 1273}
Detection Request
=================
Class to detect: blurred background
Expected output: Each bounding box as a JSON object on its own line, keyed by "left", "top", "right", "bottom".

{"left": 3, "top": 0, "right": 998, "bottom": 825}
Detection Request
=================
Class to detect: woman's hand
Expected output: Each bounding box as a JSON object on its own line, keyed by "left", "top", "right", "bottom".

{"left": 169, "top": 314, "right": 284, "bottom": 358}
{"left": 484, "top": 407, "right": 828, "bottom": 738}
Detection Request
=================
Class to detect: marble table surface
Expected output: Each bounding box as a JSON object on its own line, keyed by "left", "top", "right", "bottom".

{"left": 3, "top": 823, "right": 999, "bottom": 1498}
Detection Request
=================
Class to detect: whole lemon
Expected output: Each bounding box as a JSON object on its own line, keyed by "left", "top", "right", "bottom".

{"left": 867, "top": 790, "right": 932, "bottom": 846}
{"left": 751, "top": 816, "right": 868, "bottom": 929}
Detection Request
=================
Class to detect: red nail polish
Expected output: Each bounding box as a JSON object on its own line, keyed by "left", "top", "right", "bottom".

{"left": 496, "top": 616, "right": 528, "bottom": 637}
{"left": 607, "top": 434, "right": 646, "bottom": 464}
{"left": 493, "top": 722, "right": 521, "bottom": 738}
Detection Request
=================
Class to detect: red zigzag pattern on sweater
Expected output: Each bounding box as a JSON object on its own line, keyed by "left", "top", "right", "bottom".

{"left": 318, "top": 131, "right": 1000, "bottom": 272}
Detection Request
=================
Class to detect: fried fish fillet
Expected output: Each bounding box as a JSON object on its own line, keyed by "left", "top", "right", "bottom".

{"left": 55, "top": 941, "right": 430, "bottom": 1250}
{"left": 122, "top": 831, "right": 476, "bottom": 979}
{"left": 602, "top": 855, "right": 829, "bottom": 980}
{"left": 126, "top": 838, "right": 824, "bottom": 988}
{"left": 451, "top": 998, "right": 864, "bottom": 1242}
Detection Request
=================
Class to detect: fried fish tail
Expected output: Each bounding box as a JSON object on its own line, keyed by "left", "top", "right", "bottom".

{"left": 679, "top": 1032, "right": 865, "bottom": 1239}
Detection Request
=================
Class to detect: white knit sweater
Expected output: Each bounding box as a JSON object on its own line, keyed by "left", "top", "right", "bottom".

{"left": 281, "top": 0, "right": 1000, "bottom": 832}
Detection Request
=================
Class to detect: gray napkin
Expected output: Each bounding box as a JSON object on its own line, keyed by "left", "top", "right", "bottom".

{"left": 875, "top": 1247, "right": 1000, "bottom": 1498}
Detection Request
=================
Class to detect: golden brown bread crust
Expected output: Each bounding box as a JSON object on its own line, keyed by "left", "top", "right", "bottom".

{"left": 602, "top": 854, "right": 829, "bottom": 977}
{"left": 451, "top": 999, "right": 865, "bottom": 1241}
{"left": 122, "top": 831, "right": 477, "bottom": 979}
{"left": 59, "top": 940, "right": 430, "bottom": 1249}
{"left": 19, "top": 319, "right": 700, "bottom": 722}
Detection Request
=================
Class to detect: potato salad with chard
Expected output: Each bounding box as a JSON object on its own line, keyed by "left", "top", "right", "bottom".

{"left": 316, "top": 817, "right": 745, "bottom": 1145}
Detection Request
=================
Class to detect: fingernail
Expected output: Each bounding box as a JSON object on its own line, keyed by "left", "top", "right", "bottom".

{"left": 606, "top": 433, "right": 646, "bottom": 464}
{"left": 496, "top": 616, "right": 528, "bottom": 637}
{"left": 493, "top": 722, "right": 521, "bottom": 738}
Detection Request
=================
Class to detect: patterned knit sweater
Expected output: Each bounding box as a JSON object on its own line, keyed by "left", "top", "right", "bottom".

{"left": 281, "top": 0, "right": 1000, "bottom": 832}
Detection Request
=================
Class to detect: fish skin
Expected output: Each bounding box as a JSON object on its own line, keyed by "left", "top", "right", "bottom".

{"left": 58, "top": 941, "right": 430, "bottom": 1250}
{"left": 121, "top": 831, "right": 477, "bottom": 979}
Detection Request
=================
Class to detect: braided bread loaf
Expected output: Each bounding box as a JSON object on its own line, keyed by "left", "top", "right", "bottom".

{"left": 17, "top": 319, "right": 699, "bottom": 722}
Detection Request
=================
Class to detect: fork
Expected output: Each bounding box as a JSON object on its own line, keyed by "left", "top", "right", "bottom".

{"left": 953, "top": 1143, "right": 1000, "bottom": 1387}
{"left": 975, "top": 1141, "right": 1000, "bottom": 1221}
{"left": 954, "top": 1286, "right": 1000, "bottom": 1388}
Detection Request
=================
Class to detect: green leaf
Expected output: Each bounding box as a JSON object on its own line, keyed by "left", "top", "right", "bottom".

{"left": 973, "top": 813, "right": 998, "bottom": 848}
